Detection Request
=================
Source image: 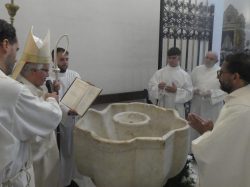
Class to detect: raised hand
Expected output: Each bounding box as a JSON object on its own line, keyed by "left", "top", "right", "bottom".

{"left": 187, "top": 113, "right": 213, "bottom": 134}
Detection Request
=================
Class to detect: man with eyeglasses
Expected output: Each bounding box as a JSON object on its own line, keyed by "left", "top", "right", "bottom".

{"left": 12, "top": 27, "right": 61, "bottom": 187}
{"left": 148, "top": 47, "right": 193, "bottom": 118}
{"left": 188, "top": 52, "right": 250, "bottom": 187}
{"left": 189, "top": 51, "right": 226, "bottom": 141}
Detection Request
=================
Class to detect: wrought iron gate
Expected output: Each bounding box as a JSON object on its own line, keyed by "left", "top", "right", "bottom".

{"left": 158, "top": 0, "right": 214, "bottom": 72}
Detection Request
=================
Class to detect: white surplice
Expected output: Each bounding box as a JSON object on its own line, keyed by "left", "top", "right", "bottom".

{"left": 148, "top": 65, "right": 193, "bottom": 118}
{"left": 190, "top": 64, "right": 227, "bottom": 141}
{"left": 50, "top": 69, "right": 81, "bottom": 186}
{"left": 190, "top": 64, "right": 226, "bottom": 122}
{"left": 193, "top": 85, "right": 250, "bottom": 187}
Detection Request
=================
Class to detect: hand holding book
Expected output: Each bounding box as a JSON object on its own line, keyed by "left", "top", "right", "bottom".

{"left": 61, "top": 78, "right": 102, "bottom": 116}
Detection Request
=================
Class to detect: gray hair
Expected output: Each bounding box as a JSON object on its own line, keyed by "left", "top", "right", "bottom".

{"left": 20, "top": 63, "right": 48, "bottom": 77}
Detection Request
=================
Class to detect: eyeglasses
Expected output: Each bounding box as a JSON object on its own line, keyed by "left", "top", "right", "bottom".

{"left": 217, "top": 70, "right": 230, "bottom": 77}
{"left": 32, "top": 68, "right": 49, "bottom": 73}
{"left": 38, "top": 68, "right": 49, "bottom": 73}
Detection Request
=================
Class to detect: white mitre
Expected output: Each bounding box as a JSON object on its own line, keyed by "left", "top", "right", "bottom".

{"left": 12, "top": 26, "right": 51, "bottom": 79}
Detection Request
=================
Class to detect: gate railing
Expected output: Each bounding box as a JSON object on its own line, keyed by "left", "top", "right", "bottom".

{"left": 158, "top": 0, "right": 214, "bottom": 72}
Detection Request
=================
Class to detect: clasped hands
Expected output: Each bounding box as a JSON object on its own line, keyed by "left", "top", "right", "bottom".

{"left": 194, "top": 88, "right": 211, "bottom": 97}
{"left": 158, "top": 82, "right": 177, "bottom": 93}
{"left": 187, "top": 113, "right": 214, "bottom": 134}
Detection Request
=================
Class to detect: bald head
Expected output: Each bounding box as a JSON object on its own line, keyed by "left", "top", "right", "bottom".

{"left": 204, "top": 51, "right": 218, "bottom": 68}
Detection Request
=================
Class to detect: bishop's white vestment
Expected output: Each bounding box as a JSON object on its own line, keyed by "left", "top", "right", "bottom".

{"left": 0, "top": 70, "right": 62, "bottom": 187}
{"left": 193, "top": 85, "right": 250, "bottom": 187}
{"left": 148, "top": 65, "right": 193, "bottom": 118}
{"left": 17, "top": 76, "right": 60, "bottom": 187}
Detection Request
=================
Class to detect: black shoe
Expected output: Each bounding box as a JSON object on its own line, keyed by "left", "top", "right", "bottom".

{"left": 66, "top": 180, "right": 79, "bottom": 187}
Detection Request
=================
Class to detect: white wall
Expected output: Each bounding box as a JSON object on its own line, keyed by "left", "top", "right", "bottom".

{"left": 0, "top": 0, "right": 224, "bottom": 94}
{"left": 0, "top": 0, "right": 160, "bottom": 94}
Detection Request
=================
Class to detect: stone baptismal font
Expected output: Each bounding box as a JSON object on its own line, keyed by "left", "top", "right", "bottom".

{"left": 74, "top": 102, "right": 190, "bottom": 187}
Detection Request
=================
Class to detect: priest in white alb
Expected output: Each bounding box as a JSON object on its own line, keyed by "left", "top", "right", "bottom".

{"left": 190, "top": 51, "right": 226, "bottom": 122}
{"left": 148, "top": 47, "right": 193, "bottom": 118}
{"left": 190, "top": 51, "right": 226, "bottom": 140}
{"left": 188, "top": 53, "right": 250, "bottom": 187}
{"left": 49, "top": 47, "right": 82, "bottom": 186}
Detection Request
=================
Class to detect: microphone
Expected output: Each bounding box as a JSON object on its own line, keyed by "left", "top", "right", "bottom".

{"left": 46, "top": 80, "right": 53, "bottom": 93}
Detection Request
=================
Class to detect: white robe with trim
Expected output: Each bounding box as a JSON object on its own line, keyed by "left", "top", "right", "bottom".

{"left": 193, "top": 85, "right": 250, "bottom": 187}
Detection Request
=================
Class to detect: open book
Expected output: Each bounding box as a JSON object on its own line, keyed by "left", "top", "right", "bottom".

{"left": 60, "top": 78, "right": 102, "bottom": 116}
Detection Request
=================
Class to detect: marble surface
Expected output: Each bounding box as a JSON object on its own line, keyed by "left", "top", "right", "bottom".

{"left": 74, "top": 102, "right": 190, "bottom": 187}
